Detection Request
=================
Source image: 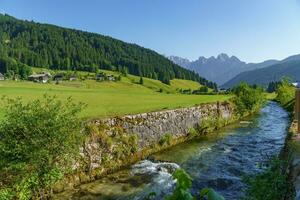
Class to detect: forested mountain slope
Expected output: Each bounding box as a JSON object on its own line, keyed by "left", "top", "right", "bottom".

{"left": 0, "top": 14, "right": 216, "bottom": 88}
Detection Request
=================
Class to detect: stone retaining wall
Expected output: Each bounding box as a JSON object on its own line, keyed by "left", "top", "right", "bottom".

{"left": 93, "top": 102, "right": 233, "bottom": 149}
{"left": 55, "top": 101, "right": 234, "bottom": 192}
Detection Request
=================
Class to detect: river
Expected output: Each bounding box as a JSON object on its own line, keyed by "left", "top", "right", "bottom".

{"left": 55, "top": 101, "right": 289, "bottom": 200}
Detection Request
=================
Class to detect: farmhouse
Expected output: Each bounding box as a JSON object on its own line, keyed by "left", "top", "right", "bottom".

{"left": 96, "top": 73, "right": 105, "bottom": 81}
{"left": 218, "top": 88, "right": 228, "bottom": 93}
{"left": 96, "top": 73, "right": 116, "bottom": 81}
{"left": 28, "top": 72, "right": 51, "bottom": 83}
{"left": 54, "top": 74, "right": 64, "bottom": 82}
{"left": 0, "top": 73, "right": 4, "bottom": 81}
{"left": 69, "top": 75, "right": 76, "bottom": 81}
{"left": 107, "top": 75, "right": 116, "bottom": 81}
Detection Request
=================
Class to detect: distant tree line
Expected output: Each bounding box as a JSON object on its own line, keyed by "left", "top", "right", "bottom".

{"left": 178, "top": 86, "right": 211, "bottom": 95}
{"left": 266, "top": 81, "right": 281, "bottom": 93}
{"left": 0, "top": 14, "right": 217, "bottom": 88}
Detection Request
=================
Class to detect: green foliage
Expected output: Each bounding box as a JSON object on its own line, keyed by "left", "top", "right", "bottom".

{"left": 200, "top": 188, "right": 225, "bottom": 200}
{"left": 0, "top": 56, "right": 32, "bottom": 79}
{"left": 243, "top": 157, "right": 295, "bottom": 200}
{"left": 198, "top": 118, "right": 215, "bottom": 134}
{"left": 188, "top": 128, "right": 198, "bottom": 138}
{"left": 0, "top": 14, "right": 216, "bottom": 88}
{"left": 139, "top": 76, "right": 144, "bottom": 85}
{"left": 197, "top": 117, "right": 227, "bottom": 134}
{"left": 0, "top": 188, "right": 14, "bottom": 200}
{"left": 165, "top": 169, "right": 194, "bottom": 200}
{"left": 275, "top": 78, "right": 295, "bottom": 111}
{"left": 199, "top": 86, "right": 209, "bottom": 93}
{"left": 232, "top": 82, "right": 265, "bottom": 116}
{"left": 0, "top": 95, "right": 85, "bottom": 199}
{"left": 86, "top": 124, "right": 139, "bottom": 165}
{"left": 144, "top": 192, "right": 157, "bottom": 200}
{"left": 159, "top": 133, "right": 173, "bottom": 146}
{"left": 165, "top": 169, "right": 225, "bottom": 200}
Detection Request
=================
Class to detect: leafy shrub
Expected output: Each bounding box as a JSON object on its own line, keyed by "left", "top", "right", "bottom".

{"left": 197, "top": 116, "right": 227, "bottom": 134}
{"left": 159, "top": 133, "right": 173, "bottom": 146}
{"left": 198, "top": 117, "right": 217, "bottom": 134}
{"left": 275, "top": 78, "right": 295, "bottom": 112}
{"left": 85, "top": 123, "right": 139, "bottom": 166}
{"left": 243, "top": 157, "right": 294, "bottom": 200}
{"left": 0, "top": 95, "right": 85, "bottom": 199}
{"left": 188, "top": 128, "right": 198, "bottom": 138}
{"left": 200, "top": 188, "right": 225, "bottom": 200}
{"left": 165, "top": 169, "right": 224, "bottom": 200}
{"left": 232, "top": 83, "right": 265, "bottom": 116}
{"left": 0, "top": 189, "right": 14, "bottom": 200}
{"left": 165, "top": 169, "right": 194, "bottom": 200}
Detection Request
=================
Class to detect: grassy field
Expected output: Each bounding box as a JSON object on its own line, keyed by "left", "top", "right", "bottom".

{"left": 0, "top": 72, "right": 231, "bottom": 119}
{"left": 264, "top": 92, "right": 277, "bottom": 100}
{"left": 32, "top": 67, "right": 205, "bottom": 93}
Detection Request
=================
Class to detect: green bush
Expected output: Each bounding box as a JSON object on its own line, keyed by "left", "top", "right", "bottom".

{"left": 159, "top": 133, "right": 173, "bottom": 146}
{"left": 188, "top": 128, "right": 198, "bottom": 138}
{"left": 198, "top": 117, "right": 217, "bottom": 134}
{"left": 85, "top": 124, "right": 139, "bottom": 166}
{"left": 164, "top": 169, "right": 224, "bottom": 200}
{"left": 197, "top": 116, "right": 227, "bottom": 134}
{"left": 0, "top": 95, "right": 85, "bottom": 199}
{"left": 232, "top": 83, "right": 265, "bottom": 116}
{"left": 243, "top": 157, "right": 294, "bottom": 200}
{"left": 275, "top": 78, "right": 295, "bottom": 112}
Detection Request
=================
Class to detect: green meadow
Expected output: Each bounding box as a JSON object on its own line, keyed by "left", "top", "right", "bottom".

{"left": 0, "top": 71, "right": 231, "bottom": 119}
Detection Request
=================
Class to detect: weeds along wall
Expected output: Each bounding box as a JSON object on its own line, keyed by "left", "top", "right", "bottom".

{"left": 54, "top": 101, "right": 234, "bottom": 192}
{"left": 94, "top": 101, "right": 233, "bottom": 147}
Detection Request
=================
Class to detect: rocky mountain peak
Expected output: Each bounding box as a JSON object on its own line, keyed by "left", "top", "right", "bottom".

{"left": 217, "top": 53, "right": 229, "bottom": 61}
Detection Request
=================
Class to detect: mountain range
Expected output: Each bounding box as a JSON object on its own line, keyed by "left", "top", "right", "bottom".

{"left": 169, "top": 54, "right": 279, "bottom": 85}
{"left": 222, "top": 56, "right": 300, "bottom": 88}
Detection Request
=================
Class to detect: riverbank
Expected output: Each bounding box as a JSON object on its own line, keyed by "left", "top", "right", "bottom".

{"left": 287, "top": 120, "right": 300, "bottom": 199}
{"left": 51, "top": 83, "right": 267, "bottom": 198}
{"left": 53, "top": 101, "right": 289, "bottom": 200}
{"left": 52, "top": 101, "right": 237, "bottom": 194}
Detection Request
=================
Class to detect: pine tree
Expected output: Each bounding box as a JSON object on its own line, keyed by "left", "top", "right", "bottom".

{"left": 139, "top": 76, "right": 144, "bottom": 85}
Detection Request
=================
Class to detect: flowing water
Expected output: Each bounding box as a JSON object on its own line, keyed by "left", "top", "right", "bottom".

{"left": 55, "top": 102, "right": 289, "bottom": 200}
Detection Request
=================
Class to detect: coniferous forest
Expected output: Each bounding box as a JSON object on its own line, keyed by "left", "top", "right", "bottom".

{"left": 0, "top": 14, "right": 217, "bottom": 88}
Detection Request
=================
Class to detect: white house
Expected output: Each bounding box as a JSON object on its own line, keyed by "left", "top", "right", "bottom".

{"left": 292, "top": 82, "right": 300, "bottom": 88}
{"left": 28, "top": 72, "right": 51, "bottom": 83}
{"left": 0, "top": 73, "right": 4, "bottom": 81}
{"left": 107, "top": 75, "right": 116, "bottom": 81}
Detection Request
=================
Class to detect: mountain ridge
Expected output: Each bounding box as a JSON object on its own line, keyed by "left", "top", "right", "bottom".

{"left": 222, "top": 55, "right": 300, "bottom": 88}
{"left": 169, "top": 53, "right": 279, "bottom": 85}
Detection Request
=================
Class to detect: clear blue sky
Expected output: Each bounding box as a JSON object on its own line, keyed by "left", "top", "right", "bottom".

{"left": 1, "top": 0, "right": 300, "bottom": 63}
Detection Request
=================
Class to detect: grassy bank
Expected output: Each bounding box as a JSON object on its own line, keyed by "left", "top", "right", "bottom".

{"left": 243, "top": 80, "right": 296, "bottom": 200}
